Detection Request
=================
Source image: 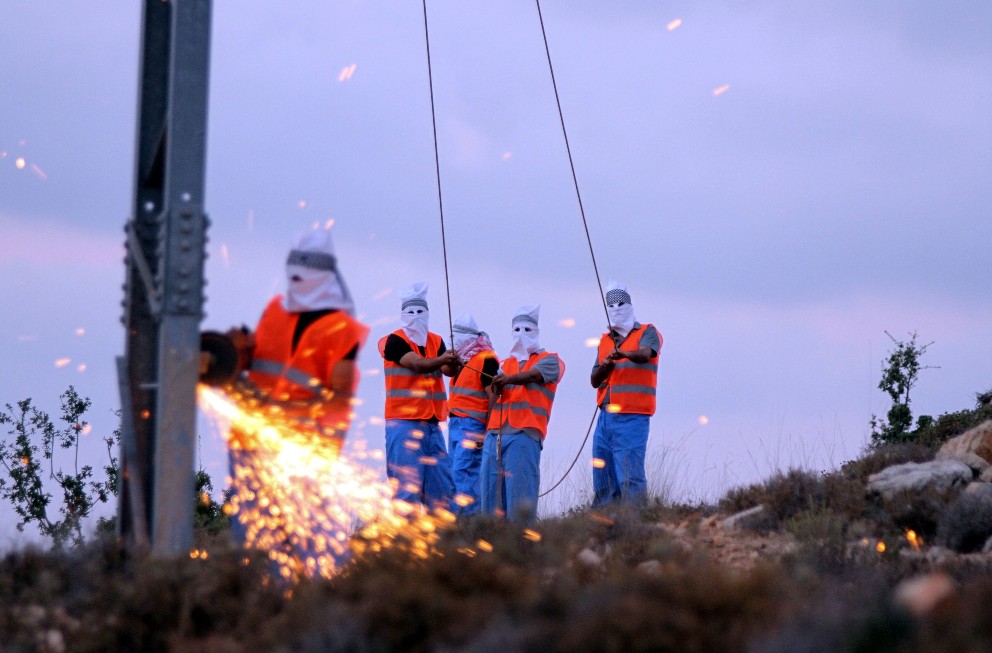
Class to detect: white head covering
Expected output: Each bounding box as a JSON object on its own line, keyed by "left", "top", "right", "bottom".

{"left": 399, "top": 282, "right": 430, "bottom": 347}
{"left": 509, "top": 304, "right": 541, "bottom": 360}
{"left": 452, "top": 313, "right": 494, "bottom": 362}
{"left": 283, "top": 228, "right": 354, "bottom": 314}
{"left": 605, "top": 280, "right": 636, "bottom": 339}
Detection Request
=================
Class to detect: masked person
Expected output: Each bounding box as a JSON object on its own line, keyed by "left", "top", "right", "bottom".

{"left": 447, "top": 313, "right": 499, "bottom": 517}
{"left": 378, "top": 282, "right": 459, "bottom": 512}
{"left": 225, "top": 226, "right": 369, "bottom": 574}
{"left": 481, "top": 305, "right": 565, "bottom": 523}
{"left": 589, "top": 281, "right": 662, "bottom": 506}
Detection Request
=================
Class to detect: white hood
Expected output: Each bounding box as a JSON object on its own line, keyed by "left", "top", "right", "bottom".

{"left": 509, "top": 304, "right": 541, "bottom": 360}
{"left": 283, "top": 227, "right": 354, "bottom": 314}
{"left": 605, "top": 280, "right": 636, "bottom": 340}
{"left": 399, "top": 282, "right": 430, "bottom": 347}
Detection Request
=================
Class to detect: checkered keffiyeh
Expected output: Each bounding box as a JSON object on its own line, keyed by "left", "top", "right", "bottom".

{"left": 401, "top": 298, "right": 429, "bottom": 311}
{"left": 605, "top": 288, "right": 632, "bottom": 305}
{"left": 287, "top": 249, "right": 337, "bottom": 271}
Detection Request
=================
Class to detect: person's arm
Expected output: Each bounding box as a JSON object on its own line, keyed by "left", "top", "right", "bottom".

{"left": 590, "top": 356, "right": 615, "bottom": 388}
{"left": 491, "top": 367, "right": 544, "bottom": 393}
{"left": 399, "top": 349, "right": 460, "bottom": 374}
{"left": 322, "top": 358, "right": 357, "bottom": 417}
{"left": 610, "top": 345, "right": 654, "bottom": 364}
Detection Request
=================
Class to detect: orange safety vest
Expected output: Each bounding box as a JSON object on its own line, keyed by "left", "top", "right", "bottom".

{"left": 378, "top": 329, "right": 448, "bottom": 421}
{"left": 486, "top": 352, "right": 564, "bottom": 440}
{"left": 246, "top": 297, "right": 369, "bottom": 424}
{"left": 449, "top": 350, "right": 498, "bottom": 422}
{"left": 595, "top": 324, "right": 659, "bottom": 416}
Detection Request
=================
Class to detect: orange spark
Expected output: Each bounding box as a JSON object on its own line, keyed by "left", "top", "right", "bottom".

{"left": 54, "top": 358, "right": 71, "bottom": 368}
{"left": 697, "top": 415, "right": 709, "bottom": 426}
{"left": 666, "top": 18, "right": 682, "bottom": 31}
{"left": 199, "top": 386, "right": 458, "bottom": 583}
{"left": 476, "top": 539, "right": 493, "bottom": 552}
{"left": 606, "top": 403, "right": 622, "bottom": 414}
{"left": 15, "top": 157, "right": 26, "bottom": 170}
{"left": 30, "top": 164, "right": 47, "bottom": 180}
{"left": 713, "top": 84, "right": 731, "bottom": 97}
{"left": 522, "top": 529, "right": 542, "bottom": 542}
{"left": 584, "top": 337, "right": 600, "bottom": 348}
{"left": 502, "top": 151, "right": 512, "bottom": 160}
{"left": 324, "top": 218, "right": 335, "bottom": 230}
{"left": 591, "top": 457, "right": 606, "bottom": 469}
{"left": 558, "top": 318, "right": 576, "bottom": 328}
{"left": 75, "top": 327, "right": 85, "bottom": 336}
{"left": 338, "top": 63, "right": 357, "bottom": 82}
{"left": 875, "top": 541, "right": 886, "bottom": 553}
{"left": 77, "top": 364, "right": 87, "bottom": 373}
{"left": 298, "top": 200, "right": 308, "bottom": 209}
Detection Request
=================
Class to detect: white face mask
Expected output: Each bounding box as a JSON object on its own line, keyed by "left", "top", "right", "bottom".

{"left": 607, "top": 300, "right": 635, "bottom": 339}
{"left": 400, "top": 306, "right": 429, "bottom": 347}
{"left": 284, "top": 264, "right": 354, "bottom": 314}
{"left": 509, "top": 323, "right": 540, "bottom": 360}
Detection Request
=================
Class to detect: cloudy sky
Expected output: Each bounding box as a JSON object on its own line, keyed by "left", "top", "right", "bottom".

{"left": 2, "top": 1, "right": 989, "bottom": 542}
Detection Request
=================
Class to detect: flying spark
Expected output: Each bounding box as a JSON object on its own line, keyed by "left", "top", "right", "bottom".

{"left": 698, "top": 415, "right": 709, "bottom": 426}
{"left": 666, "top": 18, "right": 682, "bottom": 31}
{"left": 591, "top": 457, "right": 606, "bottom": 469}
{"left": 558, "top": 318, "right": 576, "bottom": 328}
{"left": 713, "top": 84, "right": 731, "bottom": 96}
{"left": 502, "top": 151, "right": 512, "bottom": 160}
{"left": 338, "top": 63, "right": 357, "bottom": 82}
{"left": 77, "top": 364, "right": 87, "bottom": 373}
{"left": 54, "top": 358, "right": 71, "bottom": 368}
{"left": 75, "top": 327, "right": 86, "bottom": 336}
{"left": 298, "top": 200, "right": 308, "bottom": 209}
{"left": 584, "top": 337, "right": 600, "bottom": 348}
{"left": 15, "top": 157, "right": 26, "bottom": 170}
{"left": 199, "top": 386, "right": 457, "bottom": 582}
{"left": 30, "top": 164, "right": 47, "bottom": 180}
{"left": 324, "top": 218, "right": 335, "bottom": 230}
{"left": 221, "top": 243, "right": 230, "bottom": 267}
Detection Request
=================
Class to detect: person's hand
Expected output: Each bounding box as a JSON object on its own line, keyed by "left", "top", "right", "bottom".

{"left": 439, "top": 350, "right": 461, "bottom": 367}
{"left": 605, "top": 349, "right": 624, "bottom": 364}
{"left": 492, "top": 372, "right": 508, "bottom": 394}
{"left": 225, "top": 325, "right": 256, "bottom": 372}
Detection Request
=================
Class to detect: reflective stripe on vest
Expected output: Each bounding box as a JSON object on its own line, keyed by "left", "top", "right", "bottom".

{"left": 595, "top": 324, "right": 658, "bottom": 415}
{"left": 485, "top": 352, "right": 564, "bottom": 440}
{"left": 250, "top": 358, "right": 325, "bottom": 397}
{"left": 379, "top": 329, "right": 448, "bottom": 421}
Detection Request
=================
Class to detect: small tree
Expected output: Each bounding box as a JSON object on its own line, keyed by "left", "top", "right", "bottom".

{"left": 871, "top": 331, "right": 935, "bottom": 446}
{"left": 0, "top": 386, "right": 120, "bottom": 549}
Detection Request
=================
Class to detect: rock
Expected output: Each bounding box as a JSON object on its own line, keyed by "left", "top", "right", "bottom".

{"left": 721, "top": 505, "right": 765, "bottom": 530}
{"left": 575, "top": 547, "right": 603, "bottom": 568}
{"left": 41, "top": 629, "right": 66, "bottom": 653}
{"left": 938, "top": 420, "right": 992, "bottom": 465}
{"left": 637, "top": 560, "right": 662, "bottom": 575}
{"left": 893, "top": 573, "right": 955, "bottom": 617}
{"left": 963, "top": 481, "right": 992, "bottom": 500}
{"left": 867, "top": 459, "right": 974, "bottom": 500}
{"left": 937, "top": 451, "right": 991, "bottom": 475}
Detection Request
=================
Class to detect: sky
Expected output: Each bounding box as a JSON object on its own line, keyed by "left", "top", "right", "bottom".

{"left": 1, "top": 1, "right": 990, "bottom": 544}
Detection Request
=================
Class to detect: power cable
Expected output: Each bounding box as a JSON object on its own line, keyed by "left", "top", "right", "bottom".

{"left": 421, "top": 0, "right": 455, "bottom": 346}
{"left": 534, "top": 0, "right": 611, "bottom": 331}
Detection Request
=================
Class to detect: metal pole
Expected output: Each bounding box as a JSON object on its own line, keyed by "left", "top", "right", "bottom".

{"left": 120, "top": 0, "right": 212, "bottom": 555}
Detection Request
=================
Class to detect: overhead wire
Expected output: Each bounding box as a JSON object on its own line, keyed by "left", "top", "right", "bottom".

{"left": 421, "top": 0, "right": 455, "bottom": 346}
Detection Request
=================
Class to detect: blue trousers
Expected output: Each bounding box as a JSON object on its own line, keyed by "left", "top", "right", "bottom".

{"left": 592, "top": 410, "right": 650, "bottom": 506}
{"left": 385, "top": 419, "right": 454, "bottom": 512}
{"left": 480, "top": 431, "right": 541, "bottom": 523}
{"left": 448, "top": 415, "right": 485, "bottom": 517}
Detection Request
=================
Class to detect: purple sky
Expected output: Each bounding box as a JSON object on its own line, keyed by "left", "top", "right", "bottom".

{"left": 2, "top": 2, "right": 990, "bottom": 543}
